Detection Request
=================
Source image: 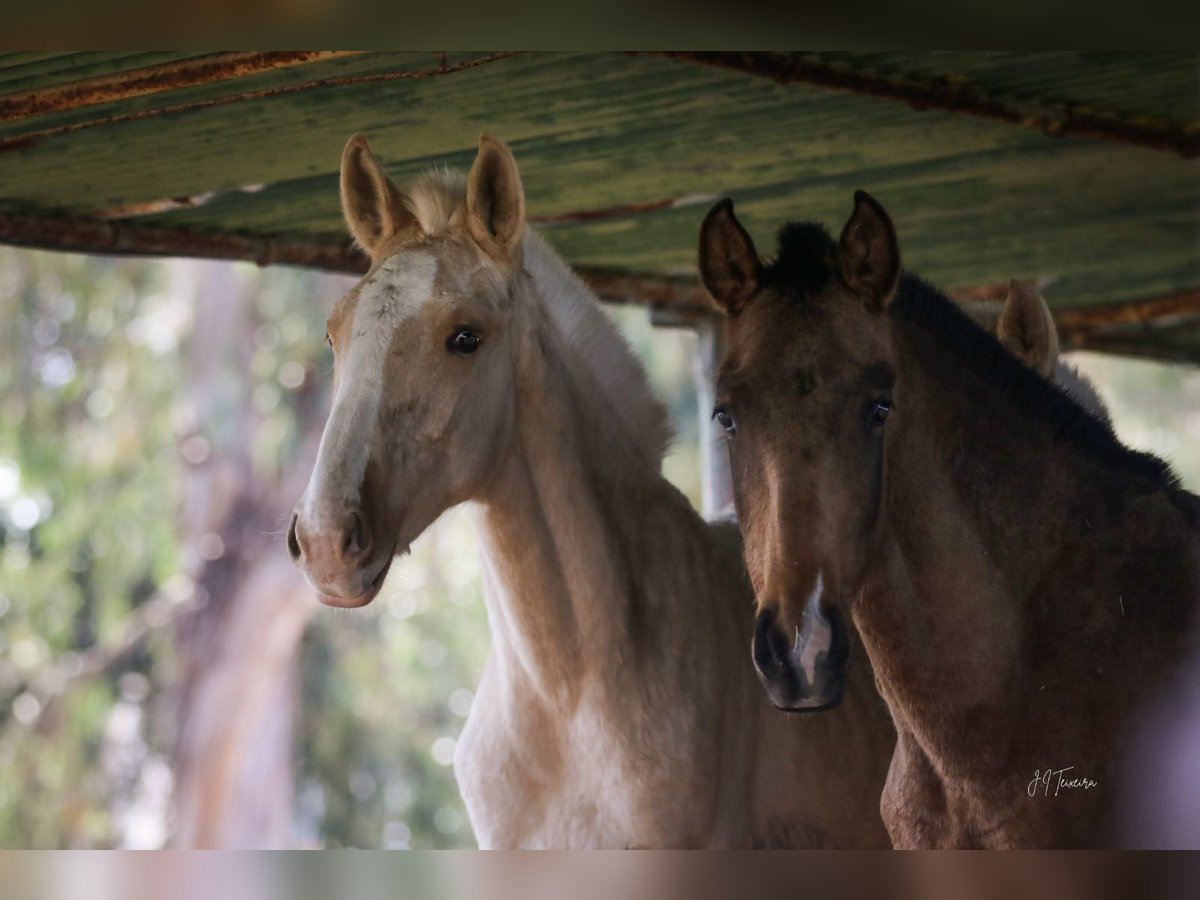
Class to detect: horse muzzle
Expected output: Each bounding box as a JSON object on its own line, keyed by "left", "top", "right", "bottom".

{"left": 752, "top": 594, "right": 850, "bottom": 712}
{"left": 287, "top": 505, "right": 393, "bottom": 608}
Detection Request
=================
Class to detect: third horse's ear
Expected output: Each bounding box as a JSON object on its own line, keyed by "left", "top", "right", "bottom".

{"left": 997, "top": 280, "right": 1059, "bottom": 378}
{"left": 838, "top": 190, "right": 900, "bottom": 311}
{"left": 699, "top": 198, "right": 762, "bottom": 315}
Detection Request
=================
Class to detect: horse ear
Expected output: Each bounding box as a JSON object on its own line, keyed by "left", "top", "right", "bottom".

{"left": 997, "top": 279, "right": 1059, "bottom": 377}
{"left": 466, "top": 134, "right": 526, "bottom": 259}
{"left": 699, "top": 199, "right": 761, "bottom": 315}
{"left": 838, "top": 190, "right": 900, "bottom": 311}
{"left": 340, "top": 134, "right": 418, "bottom": 257}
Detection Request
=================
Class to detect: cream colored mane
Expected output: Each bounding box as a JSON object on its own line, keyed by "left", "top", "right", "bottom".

{"left": 403, "top": 167, "right": 469, "bottom": 236}
{"left": 404, "top": 168, "right": 672, "bottom": 467}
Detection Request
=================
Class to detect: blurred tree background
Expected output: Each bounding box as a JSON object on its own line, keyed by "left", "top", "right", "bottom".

{"left": 0, "top": 247, "right": 701, "bottom": 848}
{"left": 0, "top": 246, "right": 1194, "bottom": 848}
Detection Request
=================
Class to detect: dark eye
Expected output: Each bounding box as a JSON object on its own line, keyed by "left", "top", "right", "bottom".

{"left": 868, "top": 400, "right": 891, "bottom": 429}
{"left": 447, "top": 327, "right": 482, "bottom": 355}
{"left": 712, "top": 406, "right": 736, "bottom": 435}
{"left": 324, "top": 332, "right": 332, "bottom": 348}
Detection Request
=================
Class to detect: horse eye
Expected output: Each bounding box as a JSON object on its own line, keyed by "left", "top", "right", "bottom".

{"left": 712, "top": 407, "right": 736, "bottom": 435}
{"left": 868, "top": 400, "right": 892, "bottom": 429}
{"left": 447, "top": 327, "right": 482, "bottom": 354}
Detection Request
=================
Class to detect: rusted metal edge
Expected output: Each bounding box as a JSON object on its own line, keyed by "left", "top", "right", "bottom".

{"left": 1061, "top": 332, "right": 1200, "bottom": 365}
{"left": 645, "top": 51, "right": 1200, "bottom": 159}
{"left": 0, "top": 210, "right": 367, "bottom": 273}
{"left": 1056, "top": 288, "right": 1200, "bottom": 334}
{"left": 0, "top": 209, "right": 716, "bottom": 312}
{"left": 0, "top": 51, "right": 365, "bottom": 122}
{"left": 0, "top": 51, "right": 524, "bottom": 152}
{"left": 568, "top": 268, "right": 709, "bottom": 311}
{"left": 1, "top": 209, "right": 1197, "bottom": 363}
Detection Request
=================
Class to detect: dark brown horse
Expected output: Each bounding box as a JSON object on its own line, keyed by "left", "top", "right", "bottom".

{"left": 698, "top": 192, "right": 1200, "bottom": 848}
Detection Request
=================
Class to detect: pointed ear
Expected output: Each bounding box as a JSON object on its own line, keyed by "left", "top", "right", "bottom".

{"left": 340, "top": 134, "right": 418, "bottom": 257}
{"left": 466, "top": 134, "right": 525, "bottom": 259}
{"left": 699, "top": 199, "right": 761, "bottom": 315}
{"left": 997, "top": 279, "right": 1059, "bottom": 377}
{"left": 838, "top": 190, "right": 900, "bottom": 311}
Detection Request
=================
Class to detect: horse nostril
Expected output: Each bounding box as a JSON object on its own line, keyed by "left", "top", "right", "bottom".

{"left": 286, "top": 514, "right": 302, "bottom": 561}
{"left": 341, "top": 510, "right": 370, "bottom": 560}
{"left": 753, "top": 608, "right": 790, "bottom": 678}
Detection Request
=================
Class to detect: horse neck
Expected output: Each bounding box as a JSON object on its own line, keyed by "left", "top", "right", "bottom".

{"left": 868, "top": 309, "right": 1199, "bottom": 725}
{"left": 866, "top": 338, "right": 1033, "bottom": 708}
{"left": 473, "top": 253, "right": 681, "bottom": 706}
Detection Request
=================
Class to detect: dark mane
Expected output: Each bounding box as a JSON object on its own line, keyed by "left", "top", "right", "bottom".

{"left": 890, "top": 273, "right": 1183, "bottom": 494}
{"left": 760, "top": 222, "right": 838, "bottom": 298}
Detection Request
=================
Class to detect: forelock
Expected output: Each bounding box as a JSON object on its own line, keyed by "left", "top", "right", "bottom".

{"left": 760, "top": 222, "right": 839, "bottom": 299}
{"left": 404, "top": 167, "right": 468, "bottom": 236}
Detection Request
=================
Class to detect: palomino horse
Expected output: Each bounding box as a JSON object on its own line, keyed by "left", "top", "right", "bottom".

{"left": 286, "top": 135, "right": 894, "bottom": 847}
{"left": 699, "top": 193, "right": 1200, "bottom": 847}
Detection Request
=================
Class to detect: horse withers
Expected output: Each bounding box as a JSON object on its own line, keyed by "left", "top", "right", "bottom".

{"left": 699, "top": 193, "right": 1200, "bottom": 847}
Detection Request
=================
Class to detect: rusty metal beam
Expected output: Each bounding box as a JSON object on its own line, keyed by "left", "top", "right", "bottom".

{"left": 1055, "top": 288, "right": 1200, "bottom": 336}
{"left": 1, "top": 208, "right": 1197, "bottom": 363}
{"left": 0, "top": 52, "right": 364, "bottom": 122}
{"left": 0, "top": 209, "right": 713, "bottom": 313}
{"left": 0, "top": 52, "right": 525, "bottom": 153}
{"left": 1061, "top": 332, "right": 1200, "bottom": 365}
{"left": 0, "top": 210, "right": 366, "bottom": 273}
{"left": 573, "top": 267, "right": 710, "bottom": 312}
{"left": 646, "top": 52, "right": 1200, "bottom": 159}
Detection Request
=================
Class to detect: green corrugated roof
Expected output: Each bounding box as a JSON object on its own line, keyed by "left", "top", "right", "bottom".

{"left": 1, "top": 51, "right": 1197, "bottom": 360}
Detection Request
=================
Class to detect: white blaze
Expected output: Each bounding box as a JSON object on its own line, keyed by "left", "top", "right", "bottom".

{"left": 795, "top": 573, "right": 832, "bottom": 680}
{"left": 302, "top": 252, "right": 439, "bottom": 526}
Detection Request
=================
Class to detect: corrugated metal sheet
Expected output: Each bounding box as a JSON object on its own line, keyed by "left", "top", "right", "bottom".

{"left": 0, "top": 51, "right": 1197, "bottom": 360}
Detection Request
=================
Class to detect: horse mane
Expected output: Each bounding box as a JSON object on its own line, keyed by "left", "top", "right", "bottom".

{"left": 522, "top": 230, "right": 673, "bottom": 467}
{"left": 1052, "top": 360, "right": 1111, "bottom": 426}
{"left": 764, "top": 220, "right": 1184, "bottom": 496}
{"left": 404, "top": 168, "right": 671, "bottom": 468}
{"left": 891, "top": 273, "right": 1183, "bottom": 492}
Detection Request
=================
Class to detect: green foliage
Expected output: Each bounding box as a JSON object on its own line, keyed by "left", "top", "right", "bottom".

{"left": 0, "top": 248, "right": 181, "bottom": 847}
{"left": 296, "top": 512, "right": 490, "bottom": 848}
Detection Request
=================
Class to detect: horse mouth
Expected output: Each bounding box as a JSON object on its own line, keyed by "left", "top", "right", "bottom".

{"left": 316, "top": 550, "right": 396, "bottom": 609}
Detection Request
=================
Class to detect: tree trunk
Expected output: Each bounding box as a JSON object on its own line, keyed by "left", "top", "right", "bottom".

{"left": 169, "top": 260, "right": 326, "bottom": 848}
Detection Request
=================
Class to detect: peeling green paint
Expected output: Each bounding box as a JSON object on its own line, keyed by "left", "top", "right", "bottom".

{"left": 0, "top": 51, "right": 1197, "bottom": 353}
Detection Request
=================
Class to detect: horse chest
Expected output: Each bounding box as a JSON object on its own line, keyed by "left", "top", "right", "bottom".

{"left": 455, "top": 675, "right": 714, "bottom": 848}
{"left": 882, "top": 721, "right": 1113, "bottom": 848}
